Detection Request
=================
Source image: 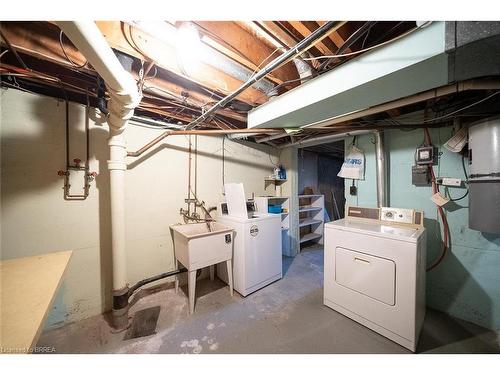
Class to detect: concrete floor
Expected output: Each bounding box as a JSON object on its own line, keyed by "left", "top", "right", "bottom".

{"left": 37, "top": 247, "right": 500, "bottom": 354}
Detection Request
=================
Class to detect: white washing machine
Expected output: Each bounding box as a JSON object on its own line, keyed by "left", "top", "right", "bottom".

{"left": 324, "top": 205, "right": 426, "bottom": 352}
{"left": 216, "top": 183, "right": 282, "bottom": 297}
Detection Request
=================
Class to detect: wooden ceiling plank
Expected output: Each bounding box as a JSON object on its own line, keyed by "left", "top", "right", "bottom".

{"left": 300, "top": 21, "right": 340, "bottom": 55}
{"left": 0, "top": 22, "right": 246, "bottom": 124}
{"left": 255, "top": 21, "right": 298, "bottom": 49}
{"left": 193, "top": 21, "right": 299, "bottom": 85}
{"left": 253, "top": 21, "right": 322, "bottom": 70}
{"left": 0, "top": 22, "right": 89, "bottom": 70}
{"left": 96, "top": 21, "right": 266, "bottom": 105}
{"left": 287, "top": 21, "right": 335, "bottom": 56}
{"left": 278, "top": 21, "right": 324, "bottom": 57}
{"left": 138, "top": 75, "right": 247, "bottom": 123}
{"left": 316, "top": 21, "right": 351, "bottom": 52}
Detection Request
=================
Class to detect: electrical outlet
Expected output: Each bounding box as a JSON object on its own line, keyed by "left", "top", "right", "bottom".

{"left": 381, "top": 207, "right": 415, "bottom": 224}
{"left": 350, "top": 185, "right": 357, "bottom": 196}
{"left": 439, "top": 177, "right": 462, "bottom": 187}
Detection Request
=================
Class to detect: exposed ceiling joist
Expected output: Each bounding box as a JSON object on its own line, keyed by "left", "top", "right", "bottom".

{"left": 253, "top": 21, "right": 298, "bottom": 49}
{"left": 277, "top": 22, "right": 325, "bottom": 57}
{"left": 95, "top": 21, "right": 266, "bottom": 105}
{"left": 316, "top": 20, "right": 351, "bottom": 52}
{"left": 138, "top": 74, "right": 246, "bottom": 123}
{"left": 192, "top": 21, "right": 300, "bottom": 86}
{"left": 287, "top": 21, "right": 337, "bottom": 56}
{"left": 0, "top": 22, "right": 247, "bottom": 126}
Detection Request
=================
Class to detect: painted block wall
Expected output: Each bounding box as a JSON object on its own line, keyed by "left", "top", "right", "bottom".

{"left": 344, "top": 128, "right": 500, "bottom": 330}
{"left": 0, "top": 88, "right": 279, "bottom": 328}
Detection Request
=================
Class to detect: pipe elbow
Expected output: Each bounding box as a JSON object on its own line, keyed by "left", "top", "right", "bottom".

{"left": 106, "top": 81, "right": 141, "bottom": 132}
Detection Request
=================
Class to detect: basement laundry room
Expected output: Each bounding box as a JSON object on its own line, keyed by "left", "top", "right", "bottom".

{"left": 1, "top": 2, "right": 500, "bottom": 372}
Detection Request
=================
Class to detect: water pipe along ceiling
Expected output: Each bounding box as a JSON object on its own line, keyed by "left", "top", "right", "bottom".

{"left": 2, "top": 21, "right": 500, "bottom": 147}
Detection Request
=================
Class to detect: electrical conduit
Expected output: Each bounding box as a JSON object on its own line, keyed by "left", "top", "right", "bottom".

{"left": 57, "top": 21, "right": 141, "bottom": 329}
{"left": 375, "top": 130, "right": 388, "bottom": 207}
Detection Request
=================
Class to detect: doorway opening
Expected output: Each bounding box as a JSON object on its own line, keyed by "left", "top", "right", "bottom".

{"left": 297, "top": 141, "right": 345, "bottom": 252}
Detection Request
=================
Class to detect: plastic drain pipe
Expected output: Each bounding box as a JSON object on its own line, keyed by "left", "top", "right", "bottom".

{"left": 57, "top": 22, "right": 141, "bottom": 330}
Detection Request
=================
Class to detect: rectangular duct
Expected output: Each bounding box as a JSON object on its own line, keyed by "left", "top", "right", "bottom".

{"left": 247, "top": 21, "right": 500, "bottom": 131}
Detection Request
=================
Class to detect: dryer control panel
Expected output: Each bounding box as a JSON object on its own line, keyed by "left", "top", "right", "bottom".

{"left": 346, "top": 205, "right": 424, "bottom": 228}
{"left": 381, "top": 207, "right": 415, "bottom": 224}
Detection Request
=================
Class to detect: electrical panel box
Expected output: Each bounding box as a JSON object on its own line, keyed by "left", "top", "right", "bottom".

{"left": 412, "top": 165, "right": 430, "bottom": 186}
{"left": 415, "top": 146, "right": 437, "bottom": 165}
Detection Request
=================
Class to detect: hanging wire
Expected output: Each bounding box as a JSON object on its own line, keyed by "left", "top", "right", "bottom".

{"left": 445, "top": 154, "right": 469, "bottom": 202}
{"left": 59, "top": 30, "right": 88, "bottom": 69}
{"left": 301, "top": 22, "right": 432, "bottom": 61}
{"left": 221, "top": 135, "right": 226, "bottom": 189}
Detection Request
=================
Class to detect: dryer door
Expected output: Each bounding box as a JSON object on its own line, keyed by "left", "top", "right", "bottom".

{"left": 335, "top": 247, "right": 396, "bottom": 305}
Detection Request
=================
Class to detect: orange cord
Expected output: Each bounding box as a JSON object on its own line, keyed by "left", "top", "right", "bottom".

{"left": 424, "top": 127, "right": 450, "bottom": 271}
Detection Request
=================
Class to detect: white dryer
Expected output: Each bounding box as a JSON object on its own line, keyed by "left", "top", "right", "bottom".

{"left": 324, "top": 205, "right": 426, "bottom": 352}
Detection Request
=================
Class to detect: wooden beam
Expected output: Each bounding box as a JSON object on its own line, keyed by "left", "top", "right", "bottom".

{"left": 276, "top": 22, "right": 324, "bottom": 57}
{"left": 96, "top": 21, "right": 267, "bottom": 105}
{"left": 253, "top": 21, "right": 322, "bottom": 69}
{"left": 287, "top": 21, "right": 336, "bottom": 56}
{"left": 2, "top": 21, "right": 268, "bottom": 105}
{"left": 192, "top": 21, "right": 299, "bottom": 85}
{"left": 133, "top": 72, "right": 247, "bottom": 123}
{"left": 0, "top": 22, "right": 88, "bottom": 69}
{"left": 0, "top": 22, "right": 248, "bottom": 124}
{"left": 254, "top": 21, "right": 297, "bottom": 49}
{"left": 316, "top": 21, "right": 351, "bottom": 52}
{"left": 299, "top": 21, "right": 341, "bottom": 55}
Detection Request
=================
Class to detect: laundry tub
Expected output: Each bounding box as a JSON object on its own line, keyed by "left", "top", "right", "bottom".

{"left": 170, "top": 222, "right": 234, "bottom": 314}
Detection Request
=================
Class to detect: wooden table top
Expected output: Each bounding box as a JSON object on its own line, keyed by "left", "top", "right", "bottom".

{"left": 1, "top": 251, "right": 72, "bottom": 353}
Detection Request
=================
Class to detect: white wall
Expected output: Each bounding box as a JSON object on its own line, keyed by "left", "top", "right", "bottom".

{"left": 0, "top": 88, "right": 279, "bottom": 327}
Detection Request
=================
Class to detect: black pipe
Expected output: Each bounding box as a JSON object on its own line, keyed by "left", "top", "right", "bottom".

{"left": 128, "top": 268, "right": 188, "bottom": 297}
{"left": 96, "top": 76, "right": 109, "bottom": 115}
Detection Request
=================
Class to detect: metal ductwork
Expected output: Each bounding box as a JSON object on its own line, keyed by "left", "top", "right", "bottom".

{"left": 279, "top": 130, "right": 372, "bottom": 149}
{"left": 247, "top": 21, "right": 500, "bottom": 130}
{"left": 468, "top": 116, "right": 500, "bottom": 234}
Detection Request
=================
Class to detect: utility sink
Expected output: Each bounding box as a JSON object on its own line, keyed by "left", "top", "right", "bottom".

{"left": 170, "top": 222, "right": 234, "bottom": 314}
{"left": 170, "top": 222, "right": 234, "bottom": 270}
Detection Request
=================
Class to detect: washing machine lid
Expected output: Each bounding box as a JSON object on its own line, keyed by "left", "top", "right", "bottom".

{"left": 326, "top": 218, "right": 424, "bottom": 243}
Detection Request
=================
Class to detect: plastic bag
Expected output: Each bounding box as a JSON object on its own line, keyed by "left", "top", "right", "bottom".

{"left": 338, "top": 145, "right": 365, "bottom": 180}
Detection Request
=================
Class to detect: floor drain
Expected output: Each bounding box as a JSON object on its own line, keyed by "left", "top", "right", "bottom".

{"left": 124, "top": 306, "right": 161, "bottom": 340}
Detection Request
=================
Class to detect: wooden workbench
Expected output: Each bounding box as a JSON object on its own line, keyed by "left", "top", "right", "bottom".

{"left": 0, "top": 251, "right": 72, "bottom": 353}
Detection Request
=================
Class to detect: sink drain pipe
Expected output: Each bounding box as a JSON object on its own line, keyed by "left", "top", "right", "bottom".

{"left": 57, "top": 21, "right": 141, "bottom": 330}
{"left": 128, "top": 268, "right": 188, "bottom": 297}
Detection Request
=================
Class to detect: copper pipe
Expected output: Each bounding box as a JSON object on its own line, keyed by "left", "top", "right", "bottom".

{"left": 127, "top": 128, "right": 281, "bottom": 157}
